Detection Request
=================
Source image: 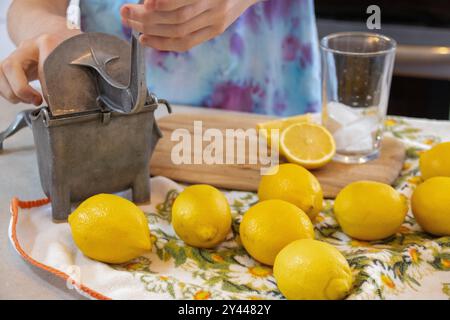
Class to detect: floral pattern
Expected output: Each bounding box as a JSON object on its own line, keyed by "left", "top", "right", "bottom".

{"left": 106, "top": 116, "right": 450, "bottom": 299}
{"left": 80, "top": 0, "right": 321, "bottom": 116}
{"left": 9, "top": 114, "right": 449, "bottom": 299}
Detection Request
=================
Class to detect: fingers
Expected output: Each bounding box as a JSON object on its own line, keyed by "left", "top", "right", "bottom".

{"left": 121, "top": 4, "right": 150, "bottom": 23}
{"left": 121, "top": 18, "right": 145, "bottom": 34}
{"left": 2, "top": 59, "right": 42, "bottom": 105}
{"left": 0, "top": 69, "right": 20, "bottom": 104}
{"left": 152, "top": 0, "right": 198, "bottom": 11}
{"left": 140, "top": 26, "right": 217, "bottom": 52}
{"left": 122, "top": 1, "right": 211, "bottom": 26}
{"left": 156, "top": 3, "right": 211, "bottom": 24}
{"left": 120, "top": 0, "right": 229, "bottom": 52}
{"left": 143, "top": 0, "right": 156, "bottom": 11}
{"left": 0, "top": 31, "right": 79, "bottom": 106}
{"left": 0, "top": 42, "right": 43, "bottom": 105}
{"left": 127, "top": 9, "right": 215, "bottom": 37}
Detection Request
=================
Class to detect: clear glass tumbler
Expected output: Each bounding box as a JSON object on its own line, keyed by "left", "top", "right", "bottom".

{"left": 320, "top": 32, "right": 396, "bottom": 164}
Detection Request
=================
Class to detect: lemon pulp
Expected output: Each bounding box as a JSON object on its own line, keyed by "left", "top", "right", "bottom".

{"left": 280, "top": 123, "right": 336, "bottom": 169}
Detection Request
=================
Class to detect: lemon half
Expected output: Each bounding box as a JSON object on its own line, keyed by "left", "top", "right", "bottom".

{"left": 280, "top": 123, "right": 336, "bottom": 169}
{"left": 257, "top": 114, "right": 312, "bottom": 146}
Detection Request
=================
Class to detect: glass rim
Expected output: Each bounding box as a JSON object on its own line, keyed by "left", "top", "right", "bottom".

{"left": 320, "top": 32, "right": 397, "bottom": 56}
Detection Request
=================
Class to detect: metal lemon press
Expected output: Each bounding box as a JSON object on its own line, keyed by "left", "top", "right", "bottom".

{"left": 0, "top": 30, "right": 171, "bottom": 221}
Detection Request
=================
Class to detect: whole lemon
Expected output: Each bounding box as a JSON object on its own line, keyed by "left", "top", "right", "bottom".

{"left": 258, "top": 163, "right": 323, "bottom": 221}
{"left": 239, "top": 199, "right": 314, "bottom": 266}
{"left": 172, "top": 185, "right": 232, "bottom": 248}
{"left": 411, "top": 177, "right": 450, "bottom": 236}
{"left": 274, "top": 239, "right": 352, "bottom": 300}
{"left": 69, "top": 194, "right": 152, "bottom": 264}
{"left": 419, "top": 142, "right": 450, "bottom": 180}
{"left": 334, "top": 181, "right": 408, "bottom": 241}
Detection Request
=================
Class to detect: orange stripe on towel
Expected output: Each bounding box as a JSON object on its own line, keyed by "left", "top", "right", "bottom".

{"left": 10, "top": 197, "right": 111, "bottom": 300}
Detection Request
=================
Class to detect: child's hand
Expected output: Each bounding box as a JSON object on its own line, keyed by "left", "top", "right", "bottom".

{"left": 0, "top": 30, "right": 80, "bottom": 105}
{"left": 120, "top": 0, "right": 259, "bottom": 52}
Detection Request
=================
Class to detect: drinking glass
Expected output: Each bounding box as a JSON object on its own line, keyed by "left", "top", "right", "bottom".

{"left": 320, "top": 32, "right": 396, "bottom": 164}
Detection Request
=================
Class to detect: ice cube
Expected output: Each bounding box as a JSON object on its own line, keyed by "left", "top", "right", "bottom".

{"left": 333, "top": 116, "right": 379, "bottom": 152}
{"left": 328, "top": 102, "right": 360, "bottom": 126}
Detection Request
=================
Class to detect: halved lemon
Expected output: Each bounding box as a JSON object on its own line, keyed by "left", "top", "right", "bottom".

{"left": 257, "top": 114, "right": 312, "bottom": 146}
{"left": 280, "top": 123, "right": 336, "bottom": 169}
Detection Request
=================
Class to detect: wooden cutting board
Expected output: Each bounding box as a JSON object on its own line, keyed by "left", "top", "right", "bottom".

{"left": 150, "top": 112, "right": 406, "bottom": 198}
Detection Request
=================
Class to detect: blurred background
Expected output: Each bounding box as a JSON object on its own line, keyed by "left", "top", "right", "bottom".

{"left": 1, "top": 0, "right": 449, "bottom": 119}
{"left": 317, "top": 0, "right": 450, "bottom": 120}
{"left": 0, "top": 1, "right": 14, "bottom": 60}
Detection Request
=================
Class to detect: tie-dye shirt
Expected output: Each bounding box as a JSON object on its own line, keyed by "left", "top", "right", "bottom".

{"left": 80, "top": 0, "right": 321, "bottom": 116}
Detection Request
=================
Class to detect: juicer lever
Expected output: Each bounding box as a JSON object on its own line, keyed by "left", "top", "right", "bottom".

{"left": 0, "top": 109, "right": 33, "bottom": 151}
{"left": 70, "top": 28, "right": 148, "bottom": 114}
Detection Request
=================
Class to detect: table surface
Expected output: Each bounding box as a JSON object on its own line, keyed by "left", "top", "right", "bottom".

{"left": 1, "top": 101, "right": 448, "bottom": 300}
{"left": 0, "top": 101, "right": 225, "bottom": 300}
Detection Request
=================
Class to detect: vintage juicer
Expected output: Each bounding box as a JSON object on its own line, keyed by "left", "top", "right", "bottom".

{"left": 0, "top": 30, "right": 171, "bottom": 221}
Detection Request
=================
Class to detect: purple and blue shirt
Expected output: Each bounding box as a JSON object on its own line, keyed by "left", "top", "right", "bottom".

{"left": 80, "top": 0, "right": 321, "bottom": 116}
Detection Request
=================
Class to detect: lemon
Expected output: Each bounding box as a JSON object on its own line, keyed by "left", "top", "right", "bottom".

{"left": 334, "top": 181, "right": 408, "bottom": 241}
{"left": 258, "top": 163, "right": 323, "bottom": 221}
{"left": 257, "top": 114, "right": 312, "bottom": 146}
{"left": 172, "top": 185, "right": 231, "bottom": 248}
{"left": 411, "top": 177, "right": 450, "bottom": 236}
{"left": 419, "top": 142, "right": 450, "bottom": 180}
{"left": 69, "top": 194, "right": 152, "bottom": 264}
{"left": 274, "top": 239, "right": 352, "bottom": 300}
{"left": 280, "top": 123, "right": 335, "bottom": 169}
{"left": 239, "top": 199, "right": 314, "bottom": 266}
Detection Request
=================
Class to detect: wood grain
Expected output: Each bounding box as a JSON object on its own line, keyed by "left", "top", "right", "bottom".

{"left": 150, "top": 112, "right": 406, "bottom": 198}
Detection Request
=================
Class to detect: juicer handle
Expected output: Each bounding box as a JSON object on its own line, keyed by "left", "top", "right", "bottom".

{"left": 127, "top": 27, "right": 147, "bottom": 114}
{"left": 0, "top": 109, "right": 33, "bottom": 151}
{"left": 126, "top": 0, "right": 147, "bottom": 113}
{"left": 149, "top": 98, "right": 172, "bottom": 159}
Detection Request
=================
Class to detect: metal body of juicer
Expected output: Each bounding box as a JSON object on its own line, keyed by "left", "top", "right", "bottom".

{"left": 0, "top": 31, "right": 171, "bottom": 221}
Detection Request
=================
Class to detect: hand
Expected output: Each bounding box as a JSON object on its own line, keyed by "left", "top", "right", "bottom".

{"left": 0, "top": 30, "right": 80, "bottom": 106}
{"left": 121, "top": 0, "right": 259, "bottom": 52}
